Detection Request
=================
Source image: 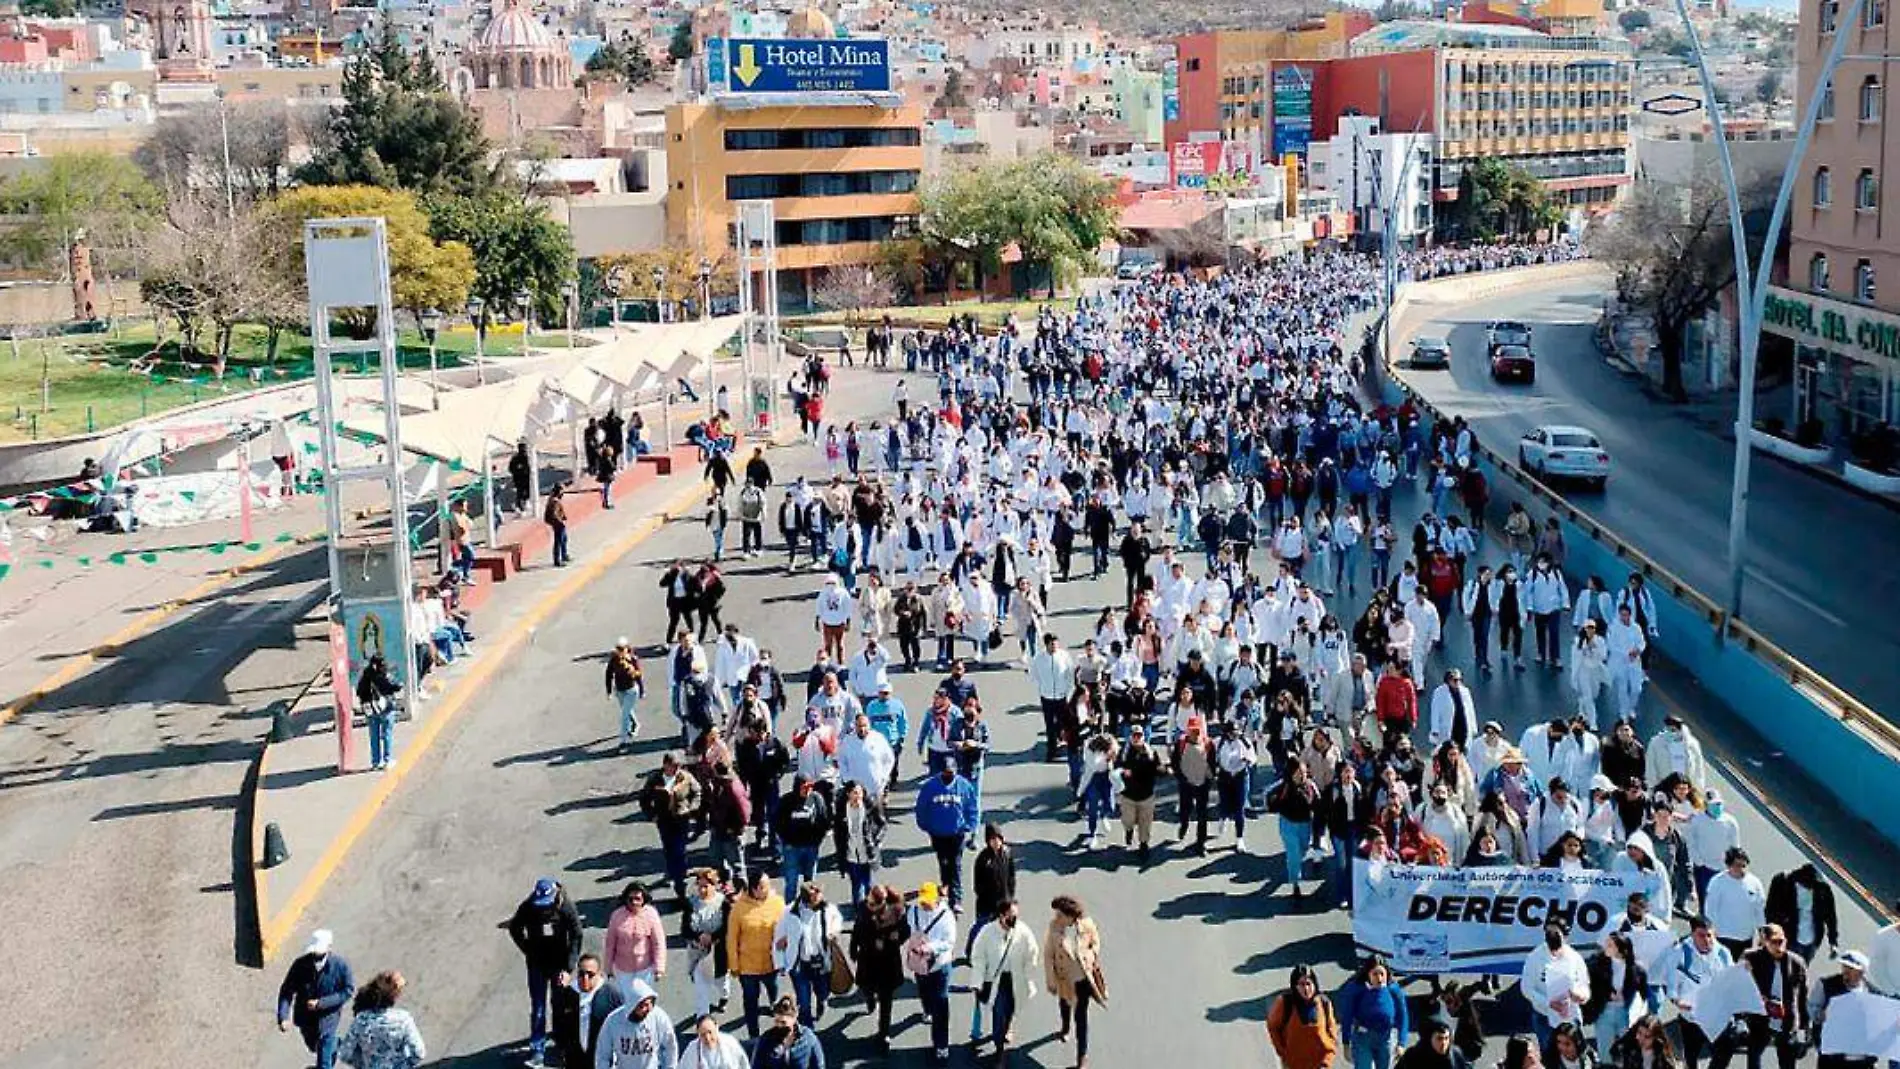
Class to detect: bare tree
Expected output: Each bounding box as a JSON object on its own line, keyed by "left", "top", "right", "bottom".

{"left": 1155, "top": 213, "right": 1228, "bottom": 270}
{"left": 136, "top": 192, "right": 299, "bottom": 378}
{"left": 134, "top": 100, "right": 292, "bottom": 204}
{"left": 1587, "top": 176, "right": 1773, "bottom": 401}
{"left": 812, "top": 266, "right": 898, "bottom": 324}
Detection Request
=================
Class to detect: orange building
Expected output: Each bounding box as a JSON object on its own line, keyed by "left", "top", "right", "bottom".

{"left": 1165, "top": 13, "right": 1371, "bottom": 147}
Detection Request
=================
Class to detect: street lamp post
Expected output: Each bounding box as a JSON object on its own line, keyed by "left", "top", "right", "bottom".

{"left": 1667, "top": 0, "right": 1871, "bottom": 625}
{"left": 698, "top": 259, "right": 715, "bottom": 414}
{"left": 215, "top": 87, "right": 235, "bottom": 218}
{"left": 652, "top": 266, "right": 668, "bottom": 324}
{"left": 514, "top": 288, "right": 533, "bottom": 358}
{"left": 560, "top": 280, "right": 577, "bottom": 349}
{"left": 420, "top": 308, "right": 443, "bottom": 409}
{"left": 466, "top": 296, "right": 486, "bottom": 385}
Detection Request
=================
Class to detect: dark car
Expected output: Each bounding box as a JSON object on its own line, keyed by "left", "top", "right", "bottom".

{"left": 1410, "top": 335, "right": 1452, "bottom": 369}
{"left": 1490, "top": 343, "right": 1535, "bottom": 384}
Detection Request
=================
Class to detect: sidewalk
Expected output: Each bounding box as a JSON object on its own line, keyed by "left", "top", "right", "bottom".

{"left": 251, "top": 364, "right": 899, "bottom": 959}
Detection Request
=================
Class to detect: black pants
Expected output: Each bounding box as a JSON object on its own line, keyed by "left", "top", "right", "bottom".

{"left": 1039, "top": 697, "right": 1068, "bottom": 760}
{"left": 868, "top": 985, "right": 896, "bottom": 1038}
{"left": 666, "top": 604, "right": 696, "bottom": 643}
{"left": 1676, "top": 1020, "right": 1711, "bottom": 1069}
{"left": 1709, "top": 1017, "right": 1799, "bottom": 1069}
{"left": 1177, "top": 779, "right": 1211, "bottom": 845}
{"left": 1499, "top": 617, "right": 1524, "bottom": 660}
{"left": 698, "top": 602, "right": 724, "bottom": 640}
{"left": 898, "top": 630, "right": 922, "bottom": 668}
{"left": 1059, "top": 979, "right": 1096, "bottom": 1058}
{"left": 741, "top": 521, "right": 764, "bottom": 552}
{"left": 1533, "top": 612, "right": 1562, "bottom": 664}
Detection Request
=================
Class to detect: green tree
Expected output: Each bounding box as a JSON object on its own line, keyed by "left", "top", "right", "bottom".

{"left": 1617, "top": 8, "right": 1651, "bottom": 32}
{"left": 668, "top": 19, "right": 696, "bottom": 62}
{"left": 423, "top": 192, "right": 574, "bottom": 326}
{"left": 0, "top": 152, "right": 160, "bottom": 302}
{"left": 268, "top": 184, "right": 476, "bottom": 330}
{"left": 1444, "top": 157, "right": 1560, "bottom": 242}
{"left": 919, "top": 155, "right": 1116, "bottom": 296}
{"left": 586, "top": 38, "right": 657, "bottom": 86}
{"left": 20, "top": 0, "right": 79, "bottom": 15}
{"left": 1755, "top": 70, "right": 1783, "bottom": 106}
{"left": 297, "top": 23, "right": 495, "bottom": 195}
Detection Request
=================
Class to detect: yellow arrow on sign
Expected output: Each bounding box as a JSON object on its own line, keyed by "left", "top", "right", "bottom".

{"left": 733, "top": 44, "right": 762, "bottom": 87}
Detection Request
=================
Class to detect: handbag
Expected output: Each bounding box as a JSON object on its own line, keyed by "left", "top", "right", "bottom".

{"left": 987, "top": 627, "right": 1004, "bottom": 651}
{"left": 828, "top": 942, "right": 855, "bottom": 996}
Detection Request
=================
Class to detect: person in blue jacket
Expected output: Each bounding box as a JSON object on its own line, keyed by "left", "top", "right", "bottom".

{"left": 751, "top": 994, "right": 826, "bottom": 1069}
{"left": 914, "top": 764, "right": 978, "bottom": 911}
{"left": 1337, "top": 955, "right": 1410, "bottom": 1069}
{"left": 276, "top": 928, "right": 356, "bottom": 1069}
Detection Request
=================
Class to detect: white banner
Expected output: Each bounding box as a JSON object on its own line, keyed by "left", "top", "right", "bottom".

{"left": 1352, "top": 861, "right": 1642, "bottom": 975}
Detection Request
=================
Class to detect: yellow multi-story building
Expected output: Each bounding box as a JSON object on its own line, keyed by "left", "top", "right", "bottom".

{"left": 665, "top": 97, "right": 924, "bottom": 309}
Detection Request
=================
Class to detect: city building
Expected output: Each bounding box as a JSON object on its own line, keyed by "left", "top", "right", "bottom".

{"left": 1164, "top": 13, "right": 1372, "bottom": 147}
{"left": 1776, "top": 0, "right": 1900, "bottom": 436}
{"left": 1111, "top": 66, "right": 1164, "bottom": 144}
{"left": 1258, "top": 18, "right": 1632, "bottom": 231}
{"left": 1307, "top": 115, "right": 1434, "bottom": 244}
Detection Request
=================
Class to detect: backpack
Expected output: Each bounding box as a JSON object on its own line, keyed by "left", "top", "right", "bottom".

{"left": 904, "top": 907, "right": 948, "bottom": 975}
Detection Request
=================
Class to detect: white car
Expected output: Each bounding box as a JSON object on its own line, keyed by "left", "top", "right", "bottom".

{"left": 1518, "top": 425, "right": 1611, "bottom": 489}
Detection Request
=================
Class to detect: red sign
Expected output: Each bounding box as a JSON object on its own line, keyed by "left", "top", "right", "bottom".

{"left": 329, "top": 621, "right": 355, "bottom": 772}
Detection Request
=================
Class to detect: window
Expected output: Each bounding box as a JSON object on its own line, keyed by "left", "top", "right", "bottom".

{"left": 1858, "top": 168, "right": 1879, "bottom": 209}
{"left": 1822, "top": 0, "right": 1839, "bottom": 31}
{"left": 1815, "top": 166, "right": 1833, "bottom": 206}
{"left": 1856, "top": 259, "right": 1878, "bottom": 302}
{"left": 1811, "top": 252, "right": 1832, "bottom": 291}
{"left": 1868, "top": 0, "right": 1886, "bottom": 26}
{"left": 1861, "top": 76, "right": 1882, "bottom": 122}
{"left": 722, "top": 127, "right": 922, "bottom": 151}
{"left": 1821, "top": 78, "right": 1836, "bottom": 121}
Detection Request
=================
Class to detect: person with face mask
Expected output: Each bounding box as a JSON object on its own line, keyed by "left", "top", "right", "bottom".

{"left": 1395, "top": 1018, "right": 1473, "bottom": 1069}
{"left": 1525, "top": 555, "right": 1571, "bottom": 670}
{"left": 915, "top": 762, "right": 979, "bottom": 911}
{"left": 1521, "top": 921, "right": 1591, "bottom": 1050}
{"left": 276, "top": 929, "right": 356, "bottom": 1069}
{"left": 1644, "top": 717, "right": 1708, "bottom": 797}
{"left": 592, "top": 977, "right": 677, "bottom": 1069}
{"left": 1684, "top": 790, "right": 1742, "bottom": 912}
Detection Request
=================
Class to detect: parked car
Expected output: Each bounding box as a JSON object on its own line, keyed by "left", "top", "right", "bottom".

{"left": 1490, "top": 343, "right": 1536, "bottom": 383}
{"left": 1116, "top": 260, "right": 1160, "bottom": 280}
{"left": 1410, "top": 335, "right": 1452, "bottom": 369}
{"left": 1518, "top": 425, "right": 1611, "bottom": 489}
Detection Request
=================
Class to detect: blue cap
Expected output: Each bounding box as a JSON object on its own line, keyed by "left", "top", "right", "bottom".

{"left": 531, "top": 878, "right": 557, "bottom": 906}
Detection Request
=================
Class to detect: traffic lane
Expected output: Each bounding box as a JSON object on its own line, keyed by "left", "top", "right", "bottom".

{"left": 0, "top": 572, "right": 329, "bottom": 1067}
{"left": 1405, "top": 286, "right": 1900, "bottom": 720}
{"left": 254, "top": 446, "right": 1879, "bottom": 1068}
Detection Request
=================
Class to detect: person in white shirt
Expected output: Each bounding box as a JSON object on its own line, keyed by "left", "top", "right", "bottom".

{"left": 1568, "top": 622, "right": 1609, "bottom": 728}
{"left": 1427, "top": 669, "right": 1479, "bottom": 749}
{"left": 1472, "top": 721, "right": 1512, "bottom": 785}
{"left": 1028, "top": 633, "right": 1077, "bottom": 764}
{"left": 1553, "top": 719, "right": 1601, "bottom": 796}
{"left": 845, "top": 638, "right": 891, "bottom": 703}
{"left": 838, "top": 713, "right": 897, "bottom": 803}
{"left": 771, "top": 882, "right": 846, "bottom": 1024}
{"left": 1520, "top": 921, "right": 1591, "bottom": 1048}
{"left": 1528, "top": 779, "right": 1586, "bottom": 859}
{"left": 1666, "top": 918, "right": 1735, "bottom": 1068}
{"left": 1869, "top": 908, "right": 1900, "bottom": 997}
{"left": 1702, "top": 846, "right": 1768, "bottom": 956}
{"left": 677, "top": 1013, "right": 748, "bottom": 1069}
{"left": 1404, "top": 590, "right": 1441, "bottom": 686}
{"left": 1418, "top": 782, "right": 1472, "bottom": 862}
{"left": 712, "top": 625, "right": 760, "bottom": 709}
{"left": 1644, "top": 716, "right": 1709, "bottom": 793}
{"left": 1603, "top": 605, "right": 1648, "bottom": 723}
{"left": 813, "top": 576, "right": 856, "bottom": 663}
{"left": 1684, "top": 789, "right": 1743, "bottom": 911}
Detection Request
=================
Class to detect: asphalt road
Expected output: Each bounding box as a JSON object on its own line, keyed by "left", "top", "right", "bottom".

{"left": 1394, "top": 280, "right": 1900, "bottom": 724}
{"left": 245, "top": 363, "right": 1881, "bottom": 1069}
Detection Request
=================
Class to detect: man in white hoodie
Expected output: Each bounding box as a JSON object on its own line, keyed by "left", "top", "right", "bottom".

{"left": 1684, "top": 789, "right": 1743, "bottom": 910}
{"left": 1603, "top": 604, "right": 1648, "bottom": 722}
{"left": 1645, "top": 716, "right": 1709, "bottom": 793}
{"left": 594, "top": 977, "right": 678, "bottom": 1069}
{"left": 1528, "top": 778, "right": 1587, "bottom": 859}
{"left": 1427, "top": 668, "right": 1479, "bottom": 750}
{"left": 1404, "top": 588, "right": 1441, "bottom": 686}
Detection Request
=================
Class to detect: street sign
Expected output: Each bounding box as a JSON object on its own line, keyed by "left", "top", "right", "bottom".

{"left": 724, "top": 37, "right": 891, "bottom": 93}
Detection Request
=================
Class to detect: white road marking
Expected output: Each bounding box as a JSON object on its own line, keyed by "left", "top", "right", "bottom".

{"left": 1745, "top": 566, "right": 1848, "bottom": 628}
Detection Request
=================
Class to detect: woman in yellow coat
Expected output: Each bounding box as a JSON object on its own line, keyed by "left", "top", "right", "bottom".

{"left": 1042, "top": 895, "right": 1109, "bottom": 1069}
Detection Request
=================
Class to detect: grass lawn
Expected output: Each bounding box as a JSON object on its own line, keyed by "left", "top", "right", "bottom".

{"left": 1, "top": 322, "right": 582, "bottom": 443}
{"left": 793, "top": 296, "right": 1078, "bottom": 329}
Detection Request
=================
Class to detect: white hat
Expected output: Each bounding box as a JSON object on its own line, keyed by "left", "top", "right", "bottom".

{"left": 304, "top": 929, "right": 334, "bottom": 956}
{"left": 615, "top": 636, "right": 630, "bottom": 648}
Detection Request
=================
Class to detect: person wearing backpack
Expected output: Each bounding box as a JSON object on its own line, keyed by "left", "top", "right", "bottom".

{"left": 906, "top": 882, "right": 959, "bottom": 1064}
{"left": 738, "top": 482, "right": 767, "bottom": 558}
{"left": 1268, "top": 965, "right": 1342, "bottom": 1069}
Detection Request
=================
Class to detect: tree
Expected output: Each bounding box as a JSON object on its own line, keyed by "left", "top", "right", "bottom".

{"left": 297, "top": 23, "right": 495, "bottom": 196}
{"left": 1443, "top": 157, "right": 1561, "bottom": 242}
{"left": 1588, "top": 176, "right": 1774, "bottom": 401}
{"left": 936, "top": 68, "right": 969, "bottom": 110}
{"left": 1157, "top": 213, "right": 1228, "bottom": 269}
{"left": 422, "top": 192, "right": 574, "bottom": 326}
{"left": 1755, "top": 70, "right": 1783, "bottom": 106}
{"left": 135, "top": 99, "right": 292, "bottom": 203}
{"left": 137, "top": 193, "right": 299, "bottom": 376}
{"left": 1617, "top": 8, "right": 1651, "bottom": 32}
{"left": 813, "top": 266, "right": 898, "bottom": 323}
{"left": 875, "top": 238, "right": 931, "bottom": 301}
{"left": 21, "top": 0, "right": 78, "bottom": 14}
{"left": 667, "top": 20, "right": 695, "bottom": 62}
{"left": 595, "top": 246, "right": 739, "bottom": 310}
{"left": 267, "top": 185, "right": 475, "bottom": 332}
{"left": 585, "top": 38, "right": 657, "bottom": 86}
{"left": 0, "top": 152, "right": 160, "bottom": 305}
{"left": 918, "top": 154, "right": 1116, "bottom": 296}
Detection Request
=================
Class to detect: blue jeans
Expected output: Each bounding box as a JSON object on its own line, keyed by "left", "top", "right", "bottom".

{"left": 1371, "top": 548, "right": 1391, "bottom": 589}
{"left": 791, "top": 962, "right": 829, "bottom": 1024}
{"left": 781, "top": 843, "right": 819, "bottom": 900}
{"left": 1336, "top": 543, "right": 1358, "bottom": 591}
{"left": 1352, "top": 1026, "right": 1397, "bottom": 1069}
{"left": 551, "top": 524, "right": 570, "bottom": 565}
{"left": 845, "top": 860, "right": 873, "bottom": 905}
{"left": 739, "top": 973, "right": 779, "bottom": 1041}
{"left": 1331, "top": 836, "right": 1354, "bottom": 904}
{"left": 298, "top": 1027, "right": 339, "bottom": 1069}
{"left": 661, "top": 828, "right": 689, "bottom": 893}
{"left": 367, "top": 712, "right": 393, "bottom": 768}
{"left": 1598, "top": 1001, "right": 1632, "bottom": 1062}
{"left": 1279, "top": 818, "right": 1311, "bottom": 887}
{"left": 711, "top": 526, "right": 725, "bottom": 558}
{"left": 527, "top": 962, "right": 558, "bottom": 1054}
{"left": 615, "top": 689, "right": 640, "bottom": 745}
{"left": 1082, "top": 775, "right": 1114, "bottom": 836}
{"left": 917, "top": 968, "right": 951, "bottom": 1053}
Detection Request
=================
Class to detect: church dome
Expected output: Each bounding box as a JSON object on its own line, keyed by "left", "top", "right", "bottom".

{"left": 785, "top": 0, "right": 835, "bottom": 38}
{"left": 477, "top": 0, "right": 554, "bottom": 52}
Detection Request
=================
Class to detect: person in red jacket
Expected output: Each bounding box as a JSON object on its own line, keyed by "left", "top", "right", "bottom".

{"left": 1374, "top": 660, "right": 1418, "bottom": 742}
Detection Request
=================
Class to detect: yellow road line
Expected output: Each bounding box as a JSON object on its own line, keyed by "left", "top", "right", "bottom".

{"left": 0, "top": 532, "right": 322, "bottom": 727}
{"left": 258, "top": 476, "right": 711, "bottom": 960}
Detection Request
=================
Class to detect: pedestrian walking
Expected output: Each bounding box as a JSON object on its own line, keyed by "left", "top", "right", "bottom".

{"left": 605, "top": 638, "right": 646, "bottom": 750}
{"left": 544, "top": 484, "right": 570, "bottom": 567}
{"left": 907, "top": 881, "right": 959, "bottom": 1064}
{"left": 335, "top": 970, "right": 425, "bottom": 1069}
{"left": 1044, "top": 894, "right": 1109, "bottom": 1069}
{"left": 727, "top": 871, "right": 786, "bottom": 1042}
{"left": 1338, "top": 957, "right": 1409, "bottom": 1069}
{"left": 506, "top": 879, "right": 583, "bottom": 1067}
{"left": 970, "top": 898, "right": 1041, "bottom": 1066}
{"left": 277, "top": 929, "right": 356, "bottom": 1069}
{"left": 850, "top": 884, "right": 910, "bottom": 1048}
